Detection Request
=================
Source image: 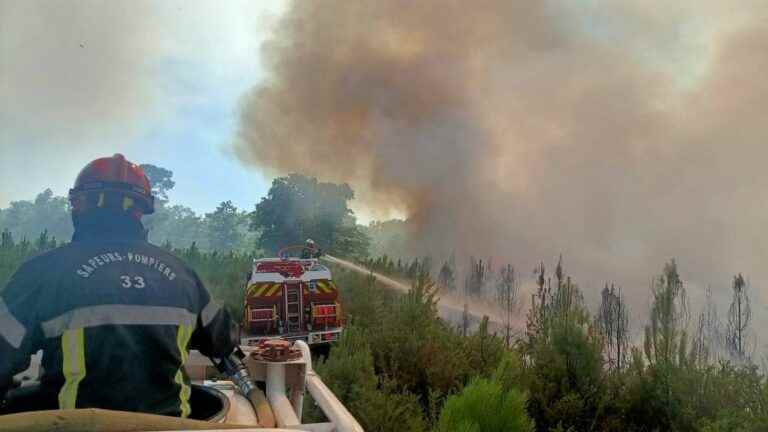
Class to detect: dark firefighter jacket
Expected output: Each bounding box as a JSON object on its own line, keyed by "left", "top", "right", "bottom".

{"left": 0, "top": 225, "right": 237, "bottom": 418}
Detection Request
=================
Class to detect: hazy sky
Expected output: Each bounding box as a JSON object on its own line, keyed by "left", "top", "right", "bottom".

{"left": 0, "top": 0, "right": 285, "bottom": 213}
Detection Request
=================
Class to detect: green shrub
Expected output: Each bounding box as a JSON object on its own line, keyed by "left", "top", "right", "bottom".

{"left": 437, "top": 377, "right": 534, "bottom": 432}
{"left": 352, "top": 378, "right": 426, "bottom": 432}
{"left": 524, "top": 313, "right": 604, "bottom": 431}
{"left": 315, "top": 326, "right": 378, "bottom": 403}
{"left": 369, "top": 273, "right": 477, "bottom": 405}
{"left": 315, "top": 325, "right": 426, "bottom": 432}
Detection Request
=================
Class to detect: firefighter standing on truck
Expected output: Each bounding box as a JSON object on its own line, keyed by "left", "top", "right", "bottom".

{"left": 0, "top": 154, "right": 255, "bottom": 418}
{"left": 301, "top": 239, "right": 322, "bottom": 259}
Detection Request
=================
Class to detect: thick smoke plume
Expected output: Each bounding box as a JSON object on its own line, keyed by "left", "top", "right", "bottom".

{"left": 235, "top": 1, "right": 768, "bottom": 310}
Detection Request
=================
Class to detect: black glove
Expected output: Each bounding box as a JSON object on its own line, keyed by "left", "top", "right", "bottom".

{"left": 0, "top": 377, "right": 18, "bottom": 413}
{"left": 212, "top": 346, "right": 256, "bottom": 396}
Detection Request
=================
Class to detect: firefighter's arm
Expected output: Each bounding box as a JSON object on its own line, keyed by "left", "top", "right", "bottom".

{"left": 188, "top": 274, "right": 250, "bottom": 388}
{"left": 0, "top": 264, "right": 44, "bottom": 402}
{"left": 0, "top": 338, "right": 30, "bottom": 406}
{"left": 188, "top": 273, "right": 276, "bottom": 426}
{"left": 190, "top": 289, "right": 237, "bottom": 359}
{"left": 193, "top": 310, "right": 254, "bottom": 396}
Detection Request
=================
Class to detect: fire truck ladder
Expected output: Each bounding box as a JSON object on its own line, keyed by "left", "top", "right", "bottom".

{"left": 284, "top": 283, "right": 303, "bottom": 333}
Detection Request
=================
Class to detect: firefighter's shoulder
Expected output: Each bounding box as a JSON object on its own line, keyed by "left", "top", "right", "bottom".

{"left": 5, "top": 243, "right": 73, "bottom": 283}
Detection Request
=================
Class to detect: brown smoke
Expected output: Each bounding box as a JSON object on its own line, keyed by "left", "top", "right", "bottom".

{"left": 235, "top": 1, "right": 768, "bottom": 311}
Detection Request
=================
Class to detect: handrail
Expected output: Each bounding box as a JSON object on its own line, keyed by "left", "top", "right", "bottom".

{"left": 294, "top": 341, "right": 364, "bottom": 432}
{"left": 265, "top": 363, "right": 300, "bottom": 428}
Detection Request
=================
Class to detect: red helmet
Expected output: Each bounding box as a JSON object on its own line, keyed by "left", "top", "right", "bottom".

{"left": 68, "top": 154, "right": 155, "bottom": 216}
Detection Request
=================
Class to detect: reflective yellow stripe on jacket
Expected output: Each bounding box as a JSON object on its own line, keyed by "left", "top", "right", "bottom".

{"left": 174, "top": 324, "right": 194, "bottom": 418}
{"left": 59, "top": 328, "right": 86, "bottom": 409}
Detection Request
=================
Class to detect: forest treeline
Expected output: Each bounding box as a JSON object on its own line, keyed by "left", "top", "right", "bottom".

{"left": 0, "top": 167, "right": 371, "bottom": 257}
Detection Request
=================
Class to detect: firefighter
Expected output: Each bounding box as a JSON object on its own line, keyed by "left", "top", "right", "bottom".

{"left": 0, "top": 154, "right": 255, "bottom": 418}
{"left": 301, "top": 239, "right": 321, "bottom": 259}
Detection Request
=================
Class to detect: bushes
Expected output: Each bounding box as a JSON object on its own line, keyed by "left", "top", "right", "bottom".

{"left": 438, "top": 354, "right": 533, "bottom": 432}
{"left": 315, "top": 325, "right": 426, "bottom": 432}
{"left": 352, "top": 379, "right": 427, "bottom": 432}
{"left": 611, "top": 358, "right": 768, "bottom": 432}
{"left": 315, "top": 326, "right": 378, "bottom": 404}
{"left": 315, "top": 283, "right": 520, "bottom": 432}
{"left": 524, "top": 318, "right": 604, "bottom": 432}
{"left": 325, "top": 268, "right": 512, "bottom": 429}
{"left": 370, "top": 273, "right": 468, "bottom": 402}
{"left": 509, "top": 258, "right": 768, "bottom": 432}
{"left": 438, "top": 379, "right": 531, "bottom": 432}
{"left": 522, "top": 263, "right": 605, "bottom": 432}
{"left": 437, "top": 377, "right": 533, "bottom": 432}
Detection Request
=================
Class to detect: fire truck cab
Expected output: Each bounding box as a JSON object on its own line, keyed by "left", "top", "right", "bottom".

{"left": 242, "top": 246, "right": 343, "bottom": 346}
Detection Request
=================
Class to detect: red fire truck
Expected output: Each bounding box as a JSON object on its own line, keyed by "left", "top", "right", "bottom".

{"left": 241, "top": 246, "right": 343, "bottom": 346}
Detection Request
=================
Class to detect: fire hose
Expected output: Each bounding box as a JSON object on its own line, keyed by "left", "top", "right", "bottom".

{"left": 216, "top": 347, "right": 276, "bottom": 428}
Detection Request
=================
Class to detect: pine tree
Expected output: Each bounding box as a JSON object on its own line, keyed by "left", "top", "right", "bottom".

{"left": 644, "top": 259, "right": 689, "bottom": 366}
{"left": 525, "top": 262, "right": 550, "bottom": 344}
{"left": 465, "top": 257, "right": 487, "bottom": 297}
{"left": 1, "top": 228, "right": 14, "bottom": 249}
{"left": 437, "top": 257, "right": 456, "bottom": 292}
{"left": 726, "top": 273, "right": 752, "bottom": 362}
{"left": 35, "top": 229, "right": 50, "bottom": 251}
{"left": 642, "top": 260, "right": 690, "bottom": 429}
{"left": 596, "top": 283, "right": 630, "bottom": 369}
{"left": 462, "top": 302, "right": 470, "bottom": 337}
{"left": 692, "top": 287, "right": 723, "bottom": 364}
{"left": 496, "top": 264, "right": 519, "bottom": 348}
